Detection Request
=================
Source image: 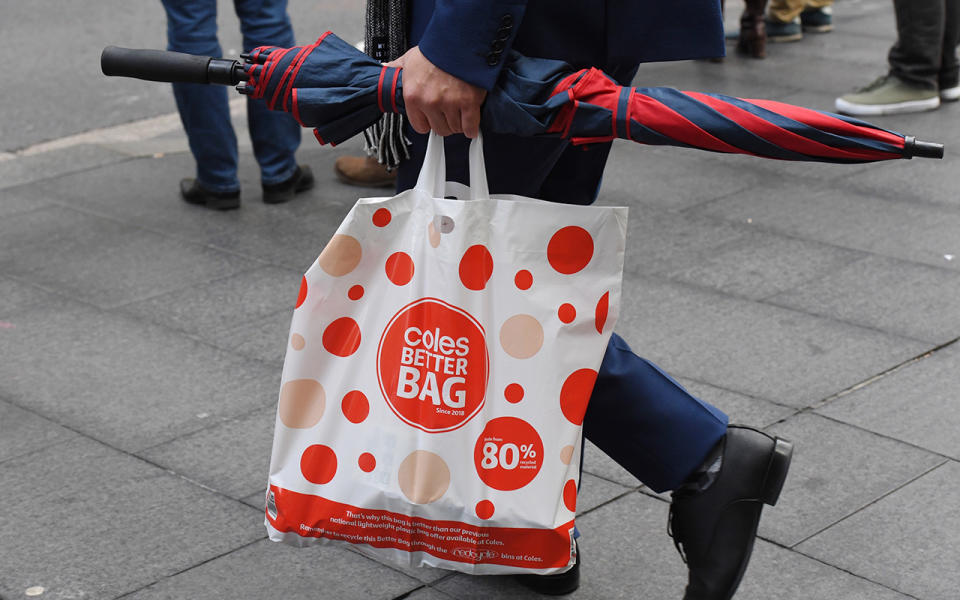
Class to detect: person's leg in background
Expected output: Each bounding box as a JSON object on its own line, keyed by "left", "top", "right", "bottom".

{"left": 766, "top": 0, "right": 833, "bottom": 42}
{"left": 234, "top": 0, "right": 314, "bottom": 204}
{"left": 161, "top": 0, "right": 242, "bottom": 209}
{"left": 837, "top": 0, "right": 945, "bottom": 115}
{"left": 938, "top": 0, "right": 960, "bottom": 99}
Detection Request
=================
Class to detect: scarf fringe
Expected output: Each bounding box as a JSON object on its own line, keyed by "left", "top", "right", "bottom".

{"left": 363, "top": 0, "right": 409, "bottom": 170}
{"left": 362, "top": 112, "right": 411, "bottom": 171}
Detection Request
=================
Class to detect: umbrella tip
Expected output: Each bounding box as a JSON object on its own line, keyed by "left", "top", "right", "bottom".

{"left": 903, "top": 136, "right": 944, "bottom": 159}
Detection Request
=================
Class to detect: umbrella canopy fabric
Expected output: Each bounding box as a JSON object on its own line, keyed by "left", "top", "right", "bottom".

{"left": 244, "top": 32, "right": 942, "bottom": 161}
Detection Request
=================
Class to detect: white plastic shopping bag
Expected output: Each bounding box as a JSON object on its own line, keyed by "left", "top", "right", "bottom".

{"left": 264, "top": 133, "right": 627, "bottom": 575}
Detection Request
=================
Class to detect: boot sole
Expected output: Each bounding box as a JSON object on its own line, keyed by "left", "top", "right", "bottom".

{"left": 761, "top": 438, "right": 793, "bottom": 506}
{"left": 835, "top": 96, "right": 940, "bottom": 116}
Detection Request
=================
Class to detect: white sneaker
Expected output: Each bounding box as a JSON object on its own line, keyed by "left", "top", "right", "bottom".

{"left": 941, "top": 85, "right": 960, "bottom": 102}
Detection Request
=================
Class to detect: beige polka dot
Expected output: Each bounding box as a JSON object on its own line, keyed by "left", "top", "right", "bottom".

{"left": 428, "top": 221, "right": 441, "bottom": 248}
{"left": 278, "top": 379, "right": 325, "bottom": 428}
{"left": 499, "top": 314, "right": 544, "bottom": 359}
{"left": 397, "top": 450, "right": 450, "bottom": 504}
{"left": 317, "top": 234, "right": 362, "bottom": 277}
{"left": 290, "top": 333, "right": 306, "bottom": 351}
{"left": 560, "top": 445, "right": 575, "bottom": 465}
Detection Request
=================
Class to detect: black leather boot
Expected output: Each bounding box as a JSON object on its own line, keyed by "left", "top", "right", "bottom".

{"left": 669, "top": 425, "right": 793, "bottom": 600}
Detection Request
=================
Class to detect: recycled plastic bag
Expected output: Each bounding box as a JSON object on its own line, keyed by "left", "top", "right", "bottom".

{"left": 264, "top": 132, "right": 627, "bottom": 575}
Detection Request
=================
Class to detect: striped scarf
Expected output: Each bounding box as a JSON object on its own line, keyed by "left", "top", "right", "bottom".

{"left": 362, "top": 0, "right": 410, "bottom": 170}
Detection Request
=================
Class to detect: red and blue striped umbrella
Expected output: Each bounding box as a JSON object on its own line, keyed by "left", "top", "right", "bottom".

{"left": 105, "top": 32, "right": 943, "bottom": 161}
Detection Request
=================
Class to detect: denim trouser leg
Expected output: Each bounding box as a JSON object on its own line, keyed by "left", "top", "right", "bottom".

{"left": 161, "top": 0, "right": 240, "bottom": 193}
{"left": 234, "top": 0, "right": 301, "bottom": 185}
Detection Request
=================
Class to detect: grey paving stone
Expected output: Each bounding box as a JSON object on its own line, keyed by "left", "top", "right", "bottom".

{"left": 841, "top": 148, "right": 960, "bottom": 209}
{"left": 0, "top": 299, "right": 279, "bottom": 453}
{"left": 577, "top": 471, "right": 632, "bottom": 515}
{"left": 734, "top": 539, "right": 913, "bottom": 600}
{"left": 690, "top": 186, "right": 960, "bottom": 273}
{"left": 0, "top": 145, "right": 131, "bottom": 191}
{"left": 797, "top": 460, "right": 959, "bottom": 600}
{"left": 615, "top": 276, "right": 928, "bottom": 407}
{"left": 30, "top": 146, "right": 363, "bottom": 270}
{"left": 215, "top": 308, "right": 294, "bottom": 366}
{"left": 679, "top": 377, "right": 796, "bottom": 428}
{"left": 0, "top": 399, "right": 76, "bottom": 464}
{"left": 0, "top": 277, "right": 58, "bottom": 316}
{"left": 0, "top": 437, "right": 264, "bottom": 600}
{"left": 658, "top": 230, "right": 865, "bottom": 301}
{"left": 118, "top": 265, "right": 301, "bottom": 341}
{"left": 818, "top": 342, "right": 960, "bottom": 459}
{"left": 767, "top": 254, "right": 960, "bottom": 344}
{"left": 125, "top": 538, "right": 422, "bottom": 600}
{"left": 760, "top": 413, "right": 943, "bottom": 547}
{"left": 404, "top": 587, "right": 458, "bottom": 599}
{"left": 614, "top": 203, "right": 748, "bottom": 277}
{"left": 0, "top": 206, "right": 258, "bottom": 308}
{"left": 139, "top": 406, "right": 276, "bottom": 500}
{"left": 601, "top": 142, "right": 770, "bottom": 212}
{"left": 0, "top": 186, "right": 52, "bottom": 218}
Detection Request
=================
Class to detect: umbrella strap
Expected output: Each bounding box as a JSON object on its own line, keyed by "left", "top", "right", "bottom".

{"left": 363, "top": 0, "right": 410, "bottom": 170}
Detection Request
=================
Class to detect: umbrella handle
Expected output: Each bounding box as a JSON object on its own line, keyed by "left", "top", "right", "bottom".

{"left": 902, "top": 136, "right": 944, "bottom": 159}
{"left": 101, "top": 46, "right": 244, "bottom": 86}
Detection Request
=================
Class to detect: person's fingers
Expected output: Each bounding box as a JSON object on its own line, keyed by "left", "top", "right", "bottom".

{"left": 444, "top": 108, "right": 463, "bottom": 136}
{"left": 461, "top": 103, "right": 481, "bottom": 139}
{"left": 425, "top": 109, "right": 453, "bottom": 137}
{"left": 406, "top": 107, "right": 431, "bottom": 135}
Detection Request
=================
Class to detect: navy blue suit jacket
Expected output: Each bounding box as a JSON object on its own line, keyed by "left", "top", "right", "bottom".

{"left": 411, "top": 0, "right": 725, "bottom": 90}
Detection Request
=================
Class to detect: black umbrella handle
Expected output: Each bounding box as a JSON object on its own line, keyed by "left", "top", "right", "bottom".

{"left": 902, "top": 136, "right": 944, "bottom": 159}
{"left": 101, "top": 46, "right": 244, "bottom": 85}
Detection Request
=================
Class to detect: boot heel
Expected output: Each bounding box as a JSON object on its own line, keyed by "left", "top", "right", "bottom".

{"left": 761, "top": 438, "right": 793, "bottom": 506}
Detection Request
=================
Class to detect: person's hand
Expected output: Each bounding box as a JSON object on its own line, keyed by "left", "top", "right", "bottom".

{"left": 387, "top": 46, "right": 487, "bottom": 138}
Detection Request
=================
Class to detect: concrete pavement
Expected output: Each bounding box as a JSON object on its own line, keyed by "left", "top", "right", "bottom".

{"left": 2, "top": 1, "right": 959, "bottom": 598}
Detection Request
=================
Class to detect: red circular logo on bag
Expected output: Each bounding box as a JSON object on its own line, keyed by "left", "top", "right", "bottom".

{"left": 378, "top": 298, "right": 488, "bottom": 432}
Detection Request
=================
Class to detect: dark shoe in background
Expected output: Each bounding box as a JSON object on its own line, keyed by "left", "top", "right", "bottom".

{"left": 800, "top": 6, "right": 833, "bottom": 33}
{"left": 765, "top": 17, "right": 803, "bottom": 42}
{"left": 670, "top": 426, "right": 793, "bottom": 600}
{"left": 262, "top": 165, "right": 315, "bottom": 204}
{"left": 514, "top": 543, "right": 581, "bottom": 596}
{"left": 179, "top": 179, "right": 241, "bottom": 211}
{"left": 334, "top": 155, "right": 398, "bottom": 187}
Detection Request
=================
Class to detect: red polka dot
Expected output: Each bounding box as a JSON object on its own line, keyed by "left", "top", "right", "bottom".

{"left": 341, "top": 390, "right": 370, "bottom": 423}
{"left": 515, "top": 270, "right": 533, "bottom": 290}
{"left": 372, "top": 208, "right": 392, "bottom": 227}
{"left": 476, "top": 500, "right": 495, "bottom": 520}
{"left": 547, "top": 226, "right": 594, "bottom": 275}
{"left": 385, "top": 252, "right": 415, "bottom": 286}
{"left": 558, "top": 303, "right": 576, "bottom": 323}
{"left": 563, "top": 479, "right": 577, "bottom": 512}
{"left": 322, "top": 317, "right": 362, "bottom": 357}
{"left": 504, "top": 383, "right": 524, "bottom": 404}
{"left": 348, "top": 285, "right": 364, "bottom": 300}
{"left": 560, "top": 368, "right": 598, "bottom": 426}
{"left": 459, "top": 245, "right": 494, "bottom": 291}
{"left": 595, "top": 292, "right": 610, "bottom": 334}
{"left": 358, "top": 452, "right": 376, "bottom": 472}
{"left": 301, "top": 444, "right": 337, "bottom": 484}
{"left": 295, "top": 276, "right": 308, "bottom": 309}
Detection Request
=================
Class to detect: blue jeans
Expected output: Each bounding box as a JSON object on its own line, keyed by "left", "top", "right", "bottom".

{"left": 161, "top": 0, "right": 302, "bottom": 192}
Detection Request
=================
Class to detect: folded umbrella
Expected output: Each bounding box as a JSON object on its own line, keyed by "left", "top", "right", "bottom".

{"left": 101, "top": 32, "right": 944, "bottom": 161}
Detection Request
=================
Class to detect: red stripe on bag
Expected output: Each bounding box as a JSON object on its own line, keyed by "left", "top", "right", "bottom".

{"left": 267, "top": 485, "right": 575, "bottom": 570}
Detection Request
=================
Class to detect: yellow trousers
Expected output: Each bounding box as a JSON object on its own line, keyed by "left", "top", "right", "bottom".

{"left": 768, "top": 0, "right": 832, "bottom": 23}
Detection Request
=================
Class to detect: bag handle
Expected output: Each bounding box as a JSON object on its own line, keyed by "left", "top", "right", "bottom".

{"left": 414, "top": 131, "right": 490, "bottom": 201}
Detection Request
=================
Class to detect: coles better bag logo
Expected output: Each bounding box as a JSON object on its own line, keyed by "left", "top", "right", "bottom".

{"left": 377, "top": 298, "right": 489, "bottom": 433}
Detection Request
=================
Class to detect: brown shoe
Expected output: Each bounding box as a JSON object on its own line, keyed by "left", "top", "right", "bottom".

{"left": 334, "top": 155, "right": 397, "bottom": 188}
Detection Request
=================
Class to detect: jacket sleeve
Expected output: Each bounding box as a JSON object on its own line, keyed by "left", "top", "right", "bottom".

{"left": 417, "top": 0, "right": 529, "bottom": 91}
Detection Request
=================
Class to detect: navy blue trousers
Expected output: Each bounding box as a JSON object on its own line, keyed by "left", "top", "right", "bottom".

{"left": 397, "top": 131, "right": 729, "bottom": 492}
